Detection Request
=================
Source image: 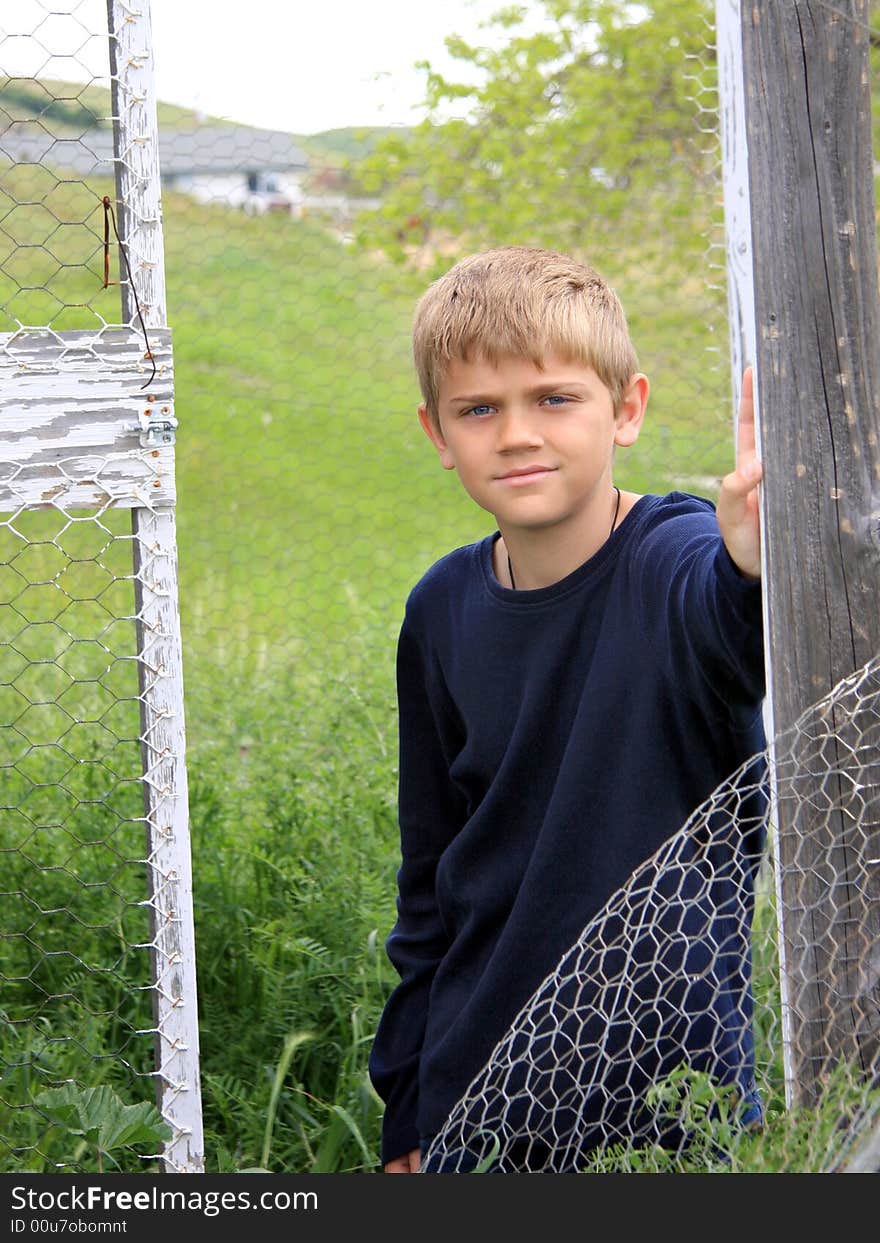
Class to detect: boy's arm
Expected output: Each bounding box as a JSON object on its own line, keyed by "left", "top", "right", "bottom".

{"left": 715, "top": 367, "right": 763, "bottom": 581}
{"left": 631, "top": 372, "right": 766, "bottom": 715}
{"left": 369, "top": 609, "right": 464, "bottom": 1168}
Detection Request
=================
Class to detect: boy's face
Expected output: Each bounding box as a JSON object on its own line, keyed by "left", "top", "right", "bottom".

{"left": 419, "top": 351, "right": 646, "bottom": 536}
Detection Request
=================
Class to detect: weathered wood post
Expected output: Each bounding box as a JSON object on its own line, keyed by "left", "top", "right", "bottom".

{"left": 718, "top": 0, "right": 880, "bottom": 1109}
{"left": 107, "top": 0, "right": 204, "bottom": 1170}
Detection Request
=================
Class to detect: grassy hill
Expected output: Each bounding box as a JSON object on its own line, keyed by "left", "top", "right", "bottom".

{"left": 1, "top": 76, "right": 404, "bottom": 159}
{"left": 0, "top": 76, "right": 217, "bottom": 130}
{"left": 296, "top": 125, "right": 407, "bottom": 162}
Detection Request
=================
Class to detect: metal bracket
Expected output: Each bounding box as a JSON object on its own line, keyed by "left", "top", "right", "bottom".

{"left": 138, "top": 406, "right": 178, "bottom": 447}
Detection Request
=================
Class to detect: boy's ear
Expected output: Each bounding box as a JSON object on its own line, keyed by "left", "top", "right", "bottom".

{"left": 613, "top": 373, "right": 649, "bottom": 448}
{"left": 418, "top": 403, "right": 456, "bottom": 470}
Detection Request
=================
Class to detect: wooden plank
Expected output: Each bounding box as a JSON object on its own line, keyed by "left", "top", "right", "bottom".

{"left": 741, "top": 0, "right": 880, "bottom": 1106}
{"left": 107, "top": 0, "right": 204, "bottom": 1172}
{"left": 0, "top": 328, "right": 174, "bottom": 512}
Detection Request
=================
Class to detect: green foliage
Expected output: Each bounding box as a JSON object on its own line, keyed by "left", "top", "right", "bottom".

{"left": 261, "top": 1031, "right": 316, "bottom": 1169}
{"left": 182, "top": 661, "right": 397, "bottom": 1172}
{"left": 352, "top": 0, "right": 716, "bottom": 268}
{"left": 581, "top": 1063, "right": 880, "bottom": 1173}
{"left": 32, "top": 1084, "right": 170, "bottom": 1172}
{"left": 470, "top": 1132, "right": 503, "bottom": 1173}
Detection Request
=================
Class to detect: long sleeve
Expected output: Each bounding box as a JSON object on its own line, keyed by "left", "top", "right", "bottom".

{"left": 630, "top": 502, "right": 765, "bottom": 721}
{"left": 369, "top": 608, "right": 465, "bottom": 1165}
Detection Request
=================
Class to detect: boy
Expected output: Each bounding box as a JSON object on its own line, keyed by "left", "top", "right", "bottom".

{"left": 369, "top": 246, "right": 766, "bottom": 1173}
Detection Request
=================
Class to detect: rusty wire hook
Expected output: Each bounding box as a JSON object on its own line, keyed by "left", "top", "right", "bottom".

{"left": 102, "top": 195, "right": 157, "bottom": 390}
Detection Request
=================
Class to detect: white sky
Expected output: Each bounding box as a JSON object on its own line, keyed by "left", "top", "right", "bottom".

{"left": 1, "top": 0, "right": 516, "bottom": 133}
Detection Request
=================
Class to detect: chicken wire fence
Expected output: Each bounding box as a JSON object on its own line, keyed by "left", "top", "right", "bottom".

{"left": 0, "top": 0, "right": 878, "bottom": 1174}
{"left": 423, "top": 654, "right": 880, "bottom": 1173}
{"left": 1, "top": 0, "right": 200, "bottom": 1173}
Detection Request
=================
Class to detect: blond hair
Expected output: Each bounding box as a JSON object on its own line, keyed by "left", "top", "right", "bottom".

{"left": 413, "top": 246, "right": 639, "bottom": 423}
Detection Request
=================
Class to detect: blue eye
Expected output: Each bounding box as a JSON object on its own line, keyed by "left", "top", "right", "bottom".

{"left": 466, "top": 404, "right": 493, "bottom": 417}
{"left": 543, "top": 394, "right": 569, "bottom": 406}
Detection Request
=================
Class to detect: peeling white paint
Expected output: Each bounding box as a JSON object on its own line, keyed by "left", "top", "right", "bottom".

{"left": 108, "top": 0, "right": 204, "bottom": 1173}
{"left": 0, "top": 328, "right": 175, "bottom": 512}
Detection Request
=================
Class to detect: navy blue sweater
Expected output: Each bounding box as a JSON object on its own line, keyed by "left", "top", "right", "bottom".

{"left": 369, "top": 492, "right": 766, "bottom": 1166}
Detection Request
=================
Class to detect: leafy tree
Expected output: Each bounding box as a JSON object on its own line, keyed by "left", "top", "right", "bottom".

{"left": 352, "top": 0, "right": 718, "bottom": 272}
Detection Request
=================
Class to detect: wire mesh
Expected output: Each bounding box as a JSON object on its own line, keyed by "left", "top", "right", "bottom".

{"left": 1, "top": 0, "right": 198, "bottom": 1172}
{"left": 1, "top": 0, "right": 879, "bottom": 1174}
{"left": 0, "top": 500, "right": 172, "bottom": 1170}
{"left": 421, "top": 655, "right": 880, "bottom": 1173}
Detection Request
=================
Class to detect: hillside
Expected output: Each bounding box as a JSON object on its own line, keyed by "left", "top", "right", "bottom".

{"left": 0, "top": 76, "right": 211, "bottom": 130}
{"left": 295, "top": 126, "right": 406, "bottom": 163}
{"left": 0, "top": 77, "right": 403, "bottom": 160}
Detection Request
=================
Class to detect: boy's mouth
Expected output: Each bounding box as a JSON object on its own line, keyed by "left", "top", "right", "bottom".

{"left": 496, "top": 466, "right": 556, "bottom": 484}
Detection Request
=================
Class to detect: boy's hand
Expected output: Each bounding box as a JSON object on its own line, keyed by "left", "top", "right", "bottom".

{"left": 715, "top": 366, "right": 763, "bottom": 580}
{"left": 384, "top": 1148, "right": 421, "bottom": 1173}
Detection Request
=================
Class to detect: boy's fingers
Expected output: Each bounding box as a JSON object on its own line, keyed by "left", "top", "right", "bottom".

{"left": 726, "top": 458, "right": 762, "bottom": 495}
{"left": 717, "top": 461, "right": 762, "bottom": 529}
{"left": 736, "top": 366, "right": 758, "bottom": 467}
{"left": 717, "top": 456, "right": 763, "bottom": 576}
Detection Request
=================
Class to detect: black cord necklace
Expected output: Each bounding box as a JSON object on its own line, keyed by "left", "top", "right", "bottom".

{"left": 507, "top": 485, "right": 621, "bottom": 591}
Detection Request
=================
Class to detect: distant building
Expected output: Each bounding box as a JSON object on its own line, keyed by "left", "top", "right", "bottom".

{"left": 0, "top": 121, "right": 310, "bottom": 215}
{"left": 159, "top": 126, "right": 308, "bottom": 215}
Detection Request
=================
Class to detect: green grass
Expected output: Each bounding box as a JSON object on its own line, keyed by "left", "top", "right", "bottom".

{"left": 2, "top": 162, "right": 872, "bottom": 1174}
{"left": 183, "top": 662, "right": 398, "bottom": 1172}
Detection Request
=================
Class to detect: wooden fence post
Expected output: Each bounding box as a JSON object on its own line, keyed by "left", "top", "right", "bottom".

{"left": 733, "top": 0, "right": 880, "bottom": 1107}
{"left": 107, "top": 0, "right": 204, "bottom": 1170}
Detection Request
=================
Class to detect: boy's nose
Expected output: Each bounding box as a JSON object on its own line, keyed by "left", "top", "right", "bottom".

{"left": 496, "top": 408, "right": 543, "bottom": 452}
